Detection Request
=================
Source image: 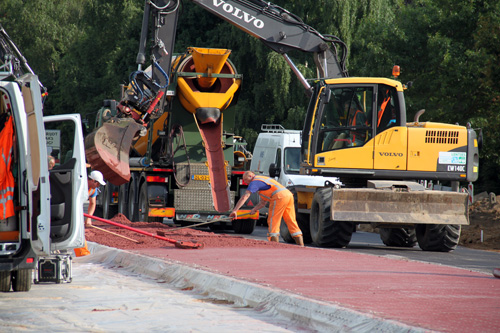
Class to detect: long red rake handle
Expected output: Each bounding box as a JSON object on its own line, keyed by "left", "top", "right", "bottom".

{"left": 84, "top": 213, "right": 204, "bottom": 249}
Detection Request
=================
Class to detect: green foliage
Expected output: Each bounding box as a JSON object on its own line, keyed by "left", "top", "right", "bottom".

{"left": 2, "top": 0, "right": 499, "bottom": 192}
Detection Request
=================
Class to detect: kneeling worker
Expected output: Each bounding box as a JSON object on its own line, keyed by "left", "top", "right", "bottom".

{"left": 230, "top": 171, "right": 304, "bottom": 246}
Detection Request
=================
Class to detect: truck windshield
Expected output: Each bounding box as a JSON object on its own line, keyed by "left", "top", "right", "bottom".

{"left": 284, "top": 147, "right": 301, "bottom": 174}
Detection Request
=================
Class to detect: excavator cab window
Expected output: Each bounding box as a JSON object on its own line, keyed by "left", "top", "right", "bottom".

{"left": 376, "top": 85, "right": 400, "bottom": 133}
{"left": 318, "top": 86, "right": 373, "bottom": 152}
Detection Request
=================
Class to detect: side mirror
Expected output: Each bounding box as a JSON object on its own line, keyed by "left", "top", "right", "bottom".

{"left": 269, "top": 163, "right": 281, "bottom": 178}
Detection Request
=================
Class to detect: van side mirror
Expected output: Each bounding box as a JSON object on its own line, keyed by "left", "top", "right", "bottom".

{"left": 269, "top": 163, "right": 280, "bottom": 178}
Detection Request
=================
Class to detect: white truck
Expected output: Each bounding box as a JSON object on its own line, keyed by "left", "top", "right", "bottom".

{"left": 250, "top": 124, "right": 341, "bottom": 243}
{"left": 0, "top": 26, "right": 87, "bottom": 292}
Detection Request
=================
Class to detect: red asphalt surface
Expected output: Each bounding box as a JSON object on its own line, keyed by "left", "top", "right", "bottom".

{"left": 134, "top": 246, "right": 500, "bottom": 333}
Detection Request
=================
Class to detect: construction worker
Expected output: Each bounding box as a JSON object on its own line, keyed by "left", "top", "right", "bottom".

{"left": 229, "top": 171, "right": 304, "bottom": 246}
{"left": 48, "top": 155, "right": 56, "bottom": 170}
{"left": 74, "top": 170, "right": 106, "bottom": 257}
{"left": 85, "top": 170, "right": 106, "bottom": 227}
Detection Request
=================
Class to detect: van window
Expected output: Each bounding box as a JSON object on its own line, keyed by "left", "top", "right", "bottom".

{"left": 284, "top": 147, "right": 300, "bottom": 174}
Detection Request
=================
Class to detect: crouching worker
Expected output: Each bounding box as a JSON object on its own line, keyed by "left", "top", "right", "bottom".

{"left": 230, "top": 171, "right": 304, "bottom": 246}
{"left": 74, "top": 170, "right": 106, "bottom": 257}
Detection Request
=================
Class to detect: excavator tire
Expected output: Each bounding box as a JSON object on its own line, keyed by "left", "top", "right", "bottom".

{"left": 379, "top": 227, "right": 417, "bottom": 247}
{"left": 310, "top": 187, "right": 353, "bottom": 248}
{"left": 416, "top": 224, "right": 461, "bottom": 252}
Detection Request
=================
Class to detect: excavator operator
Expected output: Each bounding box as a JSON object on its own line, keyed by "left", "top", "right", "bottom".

{"left": 346, "top": 101, "right": 367, "bottom": 146}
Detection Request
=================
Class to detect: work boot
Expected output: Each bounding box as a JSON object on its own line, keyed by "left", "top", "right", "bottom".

{"left": 293, "top": 235, "right": 304, "bottom": 247}
{"left": 270, "top": 235, "right": 280, "bottom": 243}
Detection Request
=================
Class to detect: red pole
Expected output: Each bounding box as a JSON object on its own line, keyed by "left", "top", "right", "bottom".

{"left": 84, "top": 213, "right": 203, "bottom": 249}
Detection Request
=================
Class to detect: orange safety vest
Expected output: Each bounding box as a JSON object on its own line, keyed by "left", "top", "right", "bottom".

{"left": 0, "top": 116, "right": 15, "bottom": 220}
{"left": 377, "top": 95, "right": 391, "bottom": 127}
{"left": 254, "top": 175, "right": 287, "bottom": 202}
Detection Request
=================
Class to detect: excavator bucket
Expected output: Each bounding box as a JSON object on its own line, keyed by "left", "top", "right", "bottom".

{"left": 85, "top": 118, "right": 144, "bottom": 186}
{"left": 329, "top": 185, "right": 469, "bottom": 225}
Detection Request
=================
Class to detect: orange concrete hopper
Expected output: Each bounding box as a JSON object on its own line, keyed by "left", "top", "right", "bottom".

{"left": 176, "top": 47, "right": 242, "bottom": 212}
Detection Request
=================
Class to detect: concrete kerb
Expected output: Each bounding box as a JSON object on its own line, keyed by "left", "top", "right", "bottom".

{"left": 85, "top": 242, "right": 426, "bottom": 333}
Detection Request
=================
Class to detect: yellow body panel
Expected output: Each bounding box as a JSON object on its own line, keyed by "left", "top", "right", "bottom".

{"left": 316, "top": 140, "right": 374, "bottom": 169}
{"left": 407, "top": 122, "right": 468, "bottom": 172}
{"left": 374, "top": 127, "right": 408, "bottom": 170}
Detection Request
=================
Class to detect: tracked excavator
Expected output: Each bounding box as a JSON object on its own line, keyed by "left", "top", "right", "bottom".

{"left": 86, "top": 0, "right": 480, "bottom": 250}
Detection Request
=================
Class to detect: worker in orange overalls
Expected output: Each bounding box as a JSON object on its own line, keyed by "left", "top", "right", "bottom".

{"left": 230, "top": 171, "right": 304, "bottom": 246}
{"left": 0, "top": 115, "right": 15, "bottom": 221}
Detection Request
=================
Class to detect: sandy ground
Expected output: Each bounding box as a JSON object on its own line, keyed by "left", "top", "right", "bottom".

{"left": 84, "top": 213, "right": 297, "bottom": 250}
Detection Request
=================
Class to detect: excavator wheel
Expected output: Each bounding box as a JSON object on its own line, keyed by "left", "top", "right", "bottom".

{"left": 85, "top": 118, "right": 144, "bottom": 186}
{"left": 416, "top": 224, "right": 461, "bottom": 252}
{"left": 379, "top": 227, "right": 417, "bottom": 248}
{"left": 310, "top": 187, "right": 353, "bottom": 248}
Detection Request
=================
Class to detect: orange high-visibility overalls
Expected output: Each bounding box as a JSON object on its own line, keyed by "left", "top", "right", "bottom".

{"left": 0, "top": 116, "right": 15, "bottom": 220}
{"left": 254, "top": 176, "right": 302, "bottom": 241}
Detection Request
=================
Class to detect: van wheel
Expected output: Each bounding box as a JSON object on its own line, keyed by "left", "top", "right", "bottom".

{"left": 289, "top": 187, "right": 312, "bottom": 243}
{"left": 233, "top": 219, "right": 256, "bottom": 234}
{"left": 280, "top": 220, "right": 294, "bottom": 243}
{"left": 0, "top": 271, "right": 11, "bottom": 292}
{"left": 11, "top": 269, "right": 31, "bottom": 292}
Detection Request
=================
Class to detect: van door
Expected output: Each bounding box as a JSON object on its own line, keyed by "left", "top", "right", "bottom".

{"left": 20, "top": 74, "right": 51, "bottom": 256}
{"left": 44, "top": 114, "right": 87, "bottom": 251}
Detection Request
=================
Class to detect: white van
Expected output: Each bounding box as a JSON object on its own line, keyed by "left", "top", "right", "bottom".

{"left": 250, "top": 124, "right": 341, "bottom": 188}
{"left": 0, "top": 27, "right": 87, "bottom": 292}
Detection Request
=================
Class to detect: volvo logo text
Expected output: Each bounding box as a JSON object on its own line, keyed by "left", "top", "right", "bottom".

{"left": 379, "top": 152, "right": 404, "bottom": 157}
{"left": 213, "top": 0, "right": 265, "bottom": 29}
